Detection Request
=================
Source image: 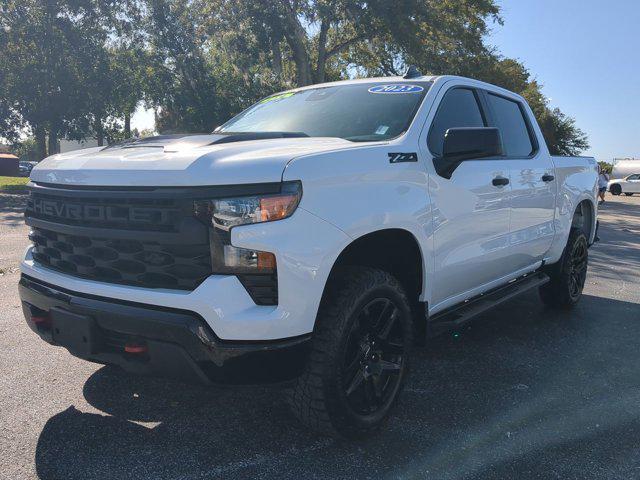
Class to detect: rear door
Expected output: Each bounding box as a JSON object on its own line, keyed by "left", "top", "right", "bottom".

{"left": 482, "top": 91, "right": 556, "bottom": 270}
{"left": 426, "top": 86, "right": 514, "bottom": 310}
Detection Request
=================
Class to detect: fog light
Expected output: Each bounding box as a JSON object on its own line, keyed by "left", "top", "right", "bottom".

{"left": 221, "top": 245, "right": 275, "bottom": 271}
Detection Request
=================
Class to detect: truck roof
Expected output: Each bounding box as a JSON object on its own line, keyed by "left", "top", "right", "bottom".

{"left": 288, "top": 75, "right": 520, "bottom": 100}
{"left": 291, "top": 75, "right": 439, "bottom": 92}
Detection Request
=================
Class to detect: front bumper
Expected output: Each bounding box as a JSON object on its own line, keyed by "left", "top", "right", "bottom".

{"left": 21, "top": 199, "right": 350, "bottom": 341}
{"left": 19, "top": 274, "right": 311, "bottom": 385}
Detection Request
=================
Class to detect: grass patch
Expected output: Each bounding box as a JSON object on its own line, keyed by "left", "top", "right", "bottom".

{"left": 0, "top": 176, "right": 29, "bottom": 192}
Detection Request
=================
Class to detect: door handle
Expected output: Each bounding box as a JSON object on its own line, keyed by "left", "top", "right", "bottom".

{"left": 542, "top": 174, "right": 555, "bottom": 182}
{"left": 492, "top": 176, "right": 510, "bottom": 187}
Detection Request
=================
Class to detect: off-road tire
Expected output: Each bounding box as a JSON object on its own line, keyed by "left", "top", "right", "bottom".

{"left": 287, "top": 267, "right": 412, "bottom": 438}
{"left": 539, "top": 228, "right": 588, "bottom": 309}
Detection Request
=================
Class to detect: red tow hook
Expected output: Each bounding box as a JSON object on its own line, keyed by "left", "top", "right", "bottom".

{"left": 31, "top": 313, "right": 51, "bottom": 327}
{"left": 124, "top": 343, "right": 148, "bottom": 354}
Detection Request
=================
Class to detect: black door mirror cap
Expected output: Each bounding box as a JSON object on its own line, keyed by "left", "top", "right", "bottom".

{"left": 436, "top": 127, "right": 504, "bottom": 178}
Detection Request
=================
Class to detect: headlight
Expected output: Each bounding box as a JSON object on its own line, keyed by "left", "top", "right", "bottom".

{"left": 208, "top": 181, "right": 301, "bottom": 229}
{"left": 193, "top": 181, "right": 302, "bottom": 276}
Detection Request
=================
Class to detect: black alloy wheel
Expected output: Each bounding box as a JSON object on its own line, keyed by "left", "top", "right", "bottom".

{"left": 287, "top": 267, "right": 412, "bottom": 438}
{"left": 540, "top": 228, "right": 589, "bottom": 309}
{"left": 568, "top": 234, "right": 588, "bottom": 302}
{"left": 342, "top": 298, "right": 406, "bottom": 416}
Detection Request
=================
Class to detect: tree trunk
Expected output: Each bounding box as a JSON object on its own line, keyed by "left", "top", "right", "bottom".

{"left": 271, "top": 37, "right": 283, "bottom": 77}
{"left": 47, "top": 130, "right": 58, "bottom": 155}
{"left": 124, "top": 112, "right": 131, "bottom": 138}
{"left": 35, "top": 126, "right": 47, "bottom": 160}
{"left": 95, "top": 116, "right": 104, "bottom": 146}
{"left": 315, "top": 19, "right": 329, "bottom": 84}
{"left": 280, "top": 8, "right": 313, "bottom": 86}
{"left": 288, "top": 38, "right": 312, "bottom": 86}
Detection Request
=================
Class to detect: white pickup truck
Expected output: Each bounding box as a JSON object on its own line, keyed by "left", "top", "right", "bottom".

{"left": 20, "top": 71, "right": 598, "bottom": 437}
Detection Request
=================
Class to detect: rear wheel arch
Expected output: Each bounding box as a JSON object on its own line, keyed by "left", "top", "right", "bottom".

{"left": 571, "top": 199, "right": 595, "bottom": 243}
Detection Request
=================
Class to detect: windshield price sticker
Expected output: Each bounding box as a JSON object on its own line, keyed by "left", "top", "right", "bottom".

{"left": 368, "top": 84, "right": 424, "bottom": 94}
{"left": 259, "top": 92, "right": 295, "bottom": 104}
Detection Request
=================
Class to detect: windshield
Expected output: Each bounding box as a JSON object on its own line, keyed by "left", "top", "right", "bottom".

{"left": 217, "top": 82, "right": 431, "bottom": 142}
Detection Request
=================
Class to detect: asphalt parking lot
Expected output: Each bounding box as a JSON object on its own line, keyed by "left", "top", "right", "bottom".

{"left": 1, "top": 193, "right": 639, "bottom": 480}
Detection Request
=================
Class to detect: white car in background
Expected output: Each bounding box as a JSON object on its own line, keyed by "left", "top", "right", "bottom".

{"left": 609, "top": 174, "right": 640, "bottom": 196}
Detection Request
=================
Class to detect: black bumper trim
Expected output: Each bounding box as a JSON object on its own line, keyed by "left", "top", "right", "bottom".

{"left": 19, "top": 274, "right": 311, "bottom": 385}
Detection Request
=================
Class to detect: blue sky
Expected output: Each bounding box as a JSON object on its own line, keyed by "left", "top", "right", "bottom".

{"left": 135, "top": 0, "right": 639, "bottom": 161}
{"left": 488, "top": 0, "right": 640, "bottom": 161}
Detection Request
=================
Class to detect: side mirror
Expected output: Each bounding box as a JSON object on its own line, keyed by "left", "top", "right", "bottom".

{"left": 435, "top": 127, "right": 503, "bottom": 178}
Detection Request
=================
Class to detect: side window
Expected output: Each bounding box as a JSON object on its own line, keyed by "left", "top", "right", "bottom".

{"left": 628, "top": 174, "right": 640, "bottom": 180}
{"left": 486, "top": 93, "right": 534, "bottom": 157}
{"left": 428, "top": 88, "right": 485, "bottom": 156}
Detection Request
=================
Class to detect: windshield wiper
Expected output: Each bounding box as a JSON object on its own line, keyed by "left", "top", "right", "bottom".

{"left": 212, "top": 131, "right": 309, "bottom": 144}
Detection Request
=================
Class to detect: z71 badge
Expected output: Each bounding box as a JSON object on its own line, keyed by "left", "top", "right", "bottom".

{"left": 388, "top": 152, "right": 418, "bottom": 163}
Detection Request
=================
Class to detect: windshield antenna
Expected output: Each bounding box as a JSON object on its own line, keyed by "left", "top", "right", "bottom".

{"left": 403, "top": 65, "right": 422, "bottom": 79}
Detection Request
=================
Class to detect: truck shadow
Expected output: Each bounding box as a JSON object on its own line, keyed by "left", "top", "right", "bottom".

{"left": 34, "top": 292, "right": 640, "bottom": 480}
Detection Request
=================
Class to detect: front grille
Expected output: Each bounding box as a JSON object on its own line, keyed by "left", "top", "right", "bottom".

{"left": 24, "top": 183, "right": 280, "bottom": 303}
{"left": 29, "top": 227, "right": 211, "bottom": 290}
{"left": 25, "top": 184, "right": 213, "bottom": 291}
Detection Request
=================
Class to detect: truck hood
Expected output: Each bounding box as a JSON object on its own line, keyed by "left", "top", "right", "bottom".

{"left": 30, "top": 134, "right": 360, "bottom": 187}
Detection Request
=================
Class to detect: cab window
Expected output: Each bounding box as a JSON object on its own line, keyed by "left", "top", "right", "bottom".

{"left": 428, "top": 88, "right": 485, "bottom": 157}
{"left": 486, "top": 93, "right": 534, "bottom": 157}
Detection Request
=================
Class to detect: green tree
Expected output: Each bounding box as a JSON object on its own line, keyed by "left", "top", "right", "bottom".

{"left": 142, "top": 0, "right": 221, "bottom": 132}
{"left": 112, "top": 48, "right": 149, "bottom": 138}
{"left": 0, "top": 0, "right": 86, "bottom": 157}
{"left": 202, "top": 0, "right": 501, "bottom": 86}
{"left": 82, "top": 45, "right": 148, "bottom": 145}
{"left": 598, "top": 161, "right": 612, "bottom": 174}
{"left": 478, "top": 58, "right": 589, "bottom": 156}
{"left": 0, "top": 0, "right": 143, "bottom": 155}
{"left": 13, "top": 137, "right": 39, "bottom": 162}
{"left": 2, "top": 0, "right": 589, "bottom": 155}
{"left": 0, "top": 96, "right": 22, "bottom": 146}
{"left": 142, "top": 0, "right": 286, "bottom": 132}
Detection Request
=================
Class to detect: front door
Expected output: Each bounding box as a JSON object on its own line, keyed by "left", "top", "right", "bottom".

{"left": 426, "top": 86, "right": 514, "bottom": 310}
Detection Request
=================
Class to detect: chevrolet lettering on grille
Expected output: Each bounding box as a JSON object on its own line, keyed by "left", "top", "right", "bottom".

{"left": 30, "top": 198, "right": 176, "bottom": 225}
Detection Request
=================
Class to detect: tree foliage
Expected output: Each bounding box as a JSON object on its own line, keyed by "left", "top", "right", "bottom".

{"left": 142, "top": 0, "right": 288, "bottom": 132}
{"left": 0, "top": 0, "right": 141, "bottom": 154}
{"left": 598, "top": 161, "right": 612, "bottom": 174}
{"left": 476, "top": 58, "right": 589, "bottom": 156}
{"left": 0, "top": 0, "right": 588, "bottom": 158}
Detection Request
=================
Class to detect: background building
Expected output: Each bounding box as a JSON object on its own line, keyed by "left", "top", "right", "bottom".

{"left": 0, "top": 152, "right": 19, "bottom": 176}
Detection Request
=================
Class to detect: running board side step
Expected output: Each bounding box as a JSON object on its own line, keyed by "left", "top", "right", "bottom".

{"left": 428, "top": 272, "right": 550, "bottom": 337}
